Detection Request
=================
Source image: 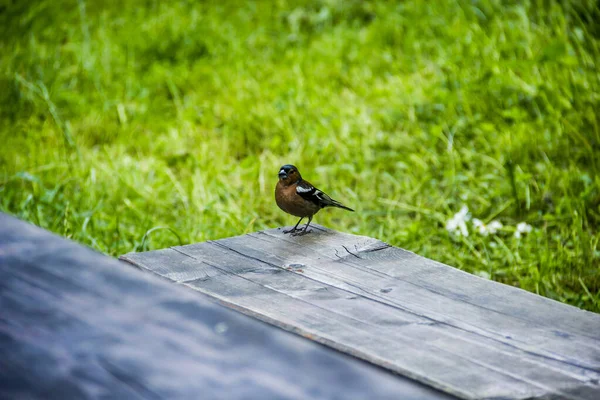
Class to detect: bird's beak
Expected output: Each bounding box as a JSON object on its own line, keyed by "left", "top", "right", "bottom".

{"left": 278, "top": 170, "right": 287, "bottom": 179}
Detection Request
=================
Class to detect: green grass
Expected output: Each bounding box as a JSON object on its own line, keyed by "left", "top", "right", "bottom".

{"left": 1, "top": 0, "right": 599, "bottom": 311}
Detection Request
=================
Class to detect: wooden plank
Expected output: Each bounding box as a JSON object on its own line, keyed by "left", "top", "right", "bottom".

{"left": 122, "top": 224, "right": 600, "bottom": 400}
{"left": 0, "top": 213, "right": 454, "bottom": 400}
{"left": 220, "top": 231, "right": 600, "bottom": 365}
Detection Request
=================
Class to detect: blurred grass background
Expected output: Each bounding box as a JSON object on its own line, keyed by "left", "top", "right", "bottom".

{"left": 1, "top": 0, "right": 599, "bottom": 311}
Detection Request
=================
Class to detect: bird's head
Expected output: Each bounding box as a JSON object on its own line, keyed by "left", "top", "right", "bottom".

{"left": 278, "top": 164, "right": 301, "bottom": 185}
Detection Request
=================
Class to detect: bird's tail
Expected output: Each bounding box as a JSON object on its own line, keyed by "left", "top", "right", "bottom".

{"left": 328, "top": 199, "right": 354, "bottom": 212}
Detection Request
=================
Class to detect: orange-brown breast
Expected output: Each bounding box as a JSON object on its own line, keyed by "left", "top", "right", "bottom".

{"left": 275, "top": 181, "right": 321, "bottom": 218}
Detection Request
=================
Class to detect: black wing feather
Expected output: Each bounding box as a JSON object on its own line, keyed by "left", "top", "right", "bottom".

{"left": 296, "top": 180, "right": 354, "bottom": 211}
{"left": 296, "top": 181, "right": 322, "bottom": 206}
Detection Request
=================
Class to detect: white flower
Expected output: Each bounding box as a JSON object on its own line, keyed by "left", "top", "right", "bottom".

{"left": 514, "top": 222, "right": 533, "bottom": 238}
{"left": 472, "top": 219, "right": 503, "bottom": 236}
{"left": 489, "top": 221, "right": 503, "bottom": 232}
{"left": 446, "top": 206, "right": 471, "bottom": 237}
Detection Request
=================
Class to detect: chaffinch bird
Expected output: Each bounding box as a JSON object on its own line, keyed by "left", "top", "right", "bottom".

{"left": 275, "top": 164, "right": 354, "bottom": 236}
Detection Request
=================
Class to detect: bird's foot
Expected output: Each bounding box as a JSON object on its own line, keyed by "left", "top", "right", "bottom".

{"left": 283, "top": 227, "right": 299, "bottom": 234}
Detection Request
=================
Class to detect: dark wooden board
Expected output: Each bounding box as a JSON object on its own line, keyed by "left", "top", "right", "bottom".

{"left": 122, "top": 224, "right": 600, "bottom": 400}
{"left": 0, "top": 213, "right": 455, "bottom": 400}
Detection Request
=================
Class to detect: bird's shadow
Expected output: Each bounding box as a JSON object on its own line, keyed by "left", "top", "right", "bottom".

{"left": 276, "top": 224, "right": 329, "bottom": 239}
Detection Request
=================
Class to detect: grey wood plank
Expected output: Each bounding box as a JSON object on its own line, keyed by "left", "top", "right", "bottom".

{"left": 159, "top": 249, "right": 546, "bottom": 399}
{"left": 0, "top": 213, "right": 454, "bottom": 400}
{"left": 156, "top": 243, "right": 600, "bottom": 397}
{"left": 219, "top": 230, "right": 600, "bottom": 369}
{"left": 144, "top": 245, "right": 600, "bottom": 399}
{"left": 260, "top": 228, "right": 599, "bottom": 337}
{"left": 121, "top": 224, "right": 600, "bottom": 400}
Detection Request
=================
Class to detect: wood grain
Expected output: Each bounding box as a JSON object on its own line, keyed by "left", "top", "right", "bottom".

{"left": 0, "top": 213, "right": 452, "bottom": 400}
{"left": 122, "top": 224, "right": 600, "bottom": 400}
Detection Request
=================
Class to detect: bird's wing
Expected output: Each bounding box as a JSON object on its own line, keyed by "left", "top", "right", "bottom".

{"left": 296, "top": 180, "right": 355, "bottom": 212}
{"left": 296, "top": 180, "right": 334, "bottom": 208}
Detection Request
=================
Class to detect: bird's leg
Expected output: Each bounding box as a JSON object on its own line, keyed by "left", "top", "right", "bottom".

{"left": 283, "top": 217, "right": 304, "bottom": 234}
{"left": 293, "top": 215, "right": 313, "bottom": 236}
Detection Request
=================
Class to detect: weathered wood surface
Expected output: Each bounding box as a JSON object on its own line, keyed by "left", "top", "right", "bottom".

{"left": 0, "top": 213, "right": 454, "bottom": 400}
{"left": 122, "top": 224, "right": 600, "bottom": 400}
